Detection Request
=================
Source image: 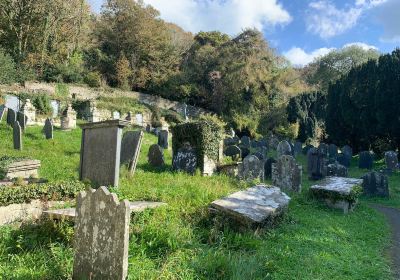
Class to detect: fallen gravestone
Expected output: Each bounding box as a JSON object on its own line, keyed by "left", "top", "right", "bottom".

{"left": 277, "top": 140, "right": 292, "bottom": 158}
{"left": 362, "top": 171, "right": 389, "bottom": 197}
{"left": 120, "top": 131, "right": 144, "bottom": 174}
{"left": 238, "top": 155, "right": 264, "bottom": 181}
{"left": 209, "top": 185, "right": 290, "bottom": 227}
{"left": 73, "top": 187, "right": 130, "bottom": 280}
{"left": 272, "top": 155, "right": 302, "bottom": 193}
{"left": 158, "top": 130, "right": 169, "bottom": 149}
{"left": 13, "top": 121, "right": 22, "bottom": 150}
{"left": 327, "top": 162, "right": 348, "bottom": 177}
{"left": 7, "top": 108, "right": 16, "bottom": 126}
{"left": 172, "top": 143, "right": 197, "bottom": 174}
{"left": 224, "top": 145, "right": 241, "bottom": 161}
{"left": 148, "top": 144, "right": 165, "bottom": 167}
{"left": 328, "top": 144, "right": 338, "bottom": 159}
{"left": 307, "top": 148, "right": 327, "bottom": 180}
{"left": 359, "top": 151, "right": 373, "bottom": 169}
{"left": 44, "top": 118, "right": 53, "bottom": 139}
{"left": 241, "top": 136, "right": 250, "bottom": 148}
{"left": 264, "top": 158, "right": 277, "bottom": 179}
{"left": 17, "top": 112, "right": 27, "bottom": 131}
{"left": 0, "top": 105, "right": 6, "bottom": 122}
{"left": 385, "top": 151, "right": 398, "bottom": 171}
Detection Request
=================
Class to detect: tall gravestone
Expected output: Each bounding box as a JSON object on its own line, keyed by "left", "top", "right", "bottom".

{"left": 238, "top": 155, "right": 264, "bottom": 181}
{"left": 277, "top": 140, "right": 292, "bottom": 158}
{"left": 7, "top": 108, "right": 16, "bottom": 126}
{"left": 328, "top": 144, "right": 338, "bottom": 159}
{"left": 272, "top": 155, "right": 302, "bottom": 193}
{"left": 0, "top": 105, "right": 7, "bottom": 122}
{"left": 148, "top": 144, "right": 165, "bottom": 167}
{"left": 307, "top": 147, "right": 327, "bottom": 180}
{"left": 17, "top": 112, "right": 27, "bottom": 131}
{"left": 264, "top": 157, "right": 277, "bottom": 179}
{"left": 13, "top": 121, "right": 22, "bottom": 150}
{"left": 79, "top": 120, "right": 130, "bottom": 187}
{"left": 362, "top": 171, "right": 389, "bottom": 197}
{"left": 342, "top": 145, "right": 353, "bottom": 158}
{"left": 158, "top": 130, "right": 169, "bottom": 149}
{"left": 44, "top": 118, "right": 53, "bottom": 139}
{"left": 73, "top": 187, "right": 130, "bottom": 280}
{"left": 384, "top": 151, "right": 398, "bottom": 170}
{"left": 120, "top": 131, "right": 144, "bottom": 175}
{"left": 172, "top": 143, "right": 197, "bottom": 174}
{"left": 224, "top": 145, "right": 241, "bottom": 161}
{"left": 359, "top": 151, "right": 373, "bottom": 169}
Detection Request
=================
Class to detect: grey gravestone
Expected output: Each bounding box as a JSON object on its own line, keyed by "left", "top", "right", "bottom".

{"left": 13, "top": 121, "right": 22, "bottom": 150}
{"left": 238, "top": 155, "right": 264, "bottom": 181}
{"left": 337, "top": 153, "right": 351, "bottom": 168}
{"left": 79, "top": 120, "right": 130, "bottom": 187}
{"left": 259, "top": 139, "right": 267, "bottom": 148}
{"left": 172, "top": 143, "right": 197, "bottom": 174}
{"left": 362, "top": 171, "right": 389, "bottom": 197}
{"left": 294, "top": 141, "right": 302, "bottom": 156}
{"left": 277, "top": 140, "right": 292, "bottom": 158}
{"left": 120, "top": 131, "right": 144, "bottom": 175}
{"left": 289, "top": 142, "right": 295, "bottom": 156}
{"left": 327, "top": 162, "right": 348, "bottom": 177}
{"left": 241, "top": 136, "right": 250, "bottom": 147}
{"left": 148, "top": 144, "right": 165, "bottom": 167}
{"left": 253, "top": 151, "right": 265, "bottom": 161}
{"left": 342, "top": 145, "right": 353, "bottom": 158}
{"left": 359, "top": 151, "right": 373, "bottom": 169}
{"left": 224, "top": 137, "right": 239, "bottom": 146}
{"left": 240, "top": 147, "right": 250, "bottom": 160}
{"left": 307, "top": 148, "right": 327, "bottom": 180}
{"left": 251, "top": 140, "right": 259, "bottom": 149}
{"left": 7, "top": 108, "right": 16, "bottom": 126}
{"left": 272, "top": 155, "right": 302, "bottom": 193}
{"left": 302, "top": 144, "right": 314, "bottom": 155}
{"left": 384, "top": 151, "right": 398, "bottom": 170}
{"left": 264, "top": 158, "right": 277, "bottom": 179}
{"left": 224, "top": 145, "right": 241, "bottom": 161}
{"left": 328, "top": 144, "right": 338, "bottom": 159}
{"left": 44, "top": 118, "right": 53, "bottom": 139}
{"left": 269, "top": 136, "right": 280, "bottom": 150}
{"left": 73, "top": 187, "right": 130, "bottom": 280}
{"left": 17, "top": 112, "right": 27, "bottom": 131}
{"left": 0, "top": 105, "right": 7, "bottom": 122}
{"left": 318, "top": 143, "right": 328, "bottom": 157}
{"left": 158, "top": 130, "right": 169, "bottom": 149}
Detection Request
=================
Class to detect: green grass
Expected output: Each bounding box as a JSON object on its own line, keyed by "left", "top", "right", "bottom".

{"left": 0, "top": 122, "right": 396, "bottom": 279}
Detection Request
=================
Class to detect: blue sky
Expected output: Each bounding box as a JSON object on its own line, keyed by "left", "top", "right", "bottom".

{"left": 88, "top": 0, "right": 400, "bottom": 66}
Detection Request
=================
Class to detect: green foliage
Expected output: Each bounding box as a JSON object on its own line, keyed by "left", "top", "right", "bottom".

{"left": 95, "top": 96, "right": 147, "bottom": 115}
{"left": 0, "top": 48, "right": 17, "bottom": 84}
{"left": 32, "top": 94, "right": 53, "bottom": 115}
{"left": 55, "top": 83, "right": 69, "bottom": 98}
{"left": 0, "top": 156, "right": 30, "bottom": 179}
{"left": 311, "top": 185, "right": 363, "bottom": 204}
{"left": 84, "top": 71, "right": 102, "bottom": 88}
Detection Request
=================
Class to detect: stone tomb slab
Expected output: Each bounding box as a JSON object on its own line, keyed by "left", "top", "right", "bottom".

{"left": 2, "top": 159, "right": 41, "bottom": 179}
{"left": 210, "top": 185, "right": 290, "bottom": 226}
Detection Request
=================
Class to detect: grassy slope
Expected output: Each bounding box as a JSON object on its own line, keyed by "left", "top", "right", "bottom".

{"left": 0, "top": 122, "right": 396, "bottom": 279}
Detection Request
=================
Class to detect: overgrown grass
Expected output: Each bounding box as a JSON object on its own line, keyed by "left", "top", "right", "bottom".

{"left": 0, "top": 123, "right": 396, "bottom": 279}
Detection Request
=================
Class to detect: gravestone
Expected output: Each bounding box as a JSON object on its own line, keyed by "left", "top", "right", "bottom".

{"left": 0, "top": 105, "right": 7, "bottom": 122}
{"left": 6, "top": 108, "right": 16, "bottom": 126}
{"left": 20, "top": 99, "right": 36, "bottom": 125}
{"left": 224, "top": 137, "right": 239, "bottom": 146}
{"left": 384, "top": 151, "right": 398, "bottom": 170}
{"left": 146, "top": 124, "right": 151, "bottom": 133}
{"left": 73, "top": 187, "right": 130, "bottom": 280}
{"left": 13, "top": 121, "right": 22, "bottom": 150}
{"left": 337, "top": 153, "right": 351, "bottom": 168}
{"left": 358, "top": 151, "right": 373, "bottom": 169}
{"left": 307, "top": 148, "right": 327, "bottom": 180}
{"left": 44, "top": 118, "right": 53, "bottom": 139}
{"left": 224, "top": 145, "right": 241, "bottom": 161}
{"left": 342, "top": 145, "right": 353, "bottom": 158}
{"left": 264, "top": 158, "right": 277, "bottom": 179}
{"left": 61, "top": 104, "right": 77, "bottom": 130}
{"left": 277, "top": 140, "right": 292, "bottom": 158}
{"left": 259, "top": 139, "right": 267, "bottom": 148}
{"left": 328, "top": 144, "right": 338, "bottom": 159}
{"left": 253, "top": 151, "right": 265, "bottom": 161}
{"left": 318, "top": 143, "right": 328, "bottom": 157}
{"left": 302, "top": 144, "right": 314, "bottom": 155}
{"left": 272, "top": 155, "right": 302, "bottom": 193}
{"left": 327, "top": 162, "right": 348, "bottom": 177}
{"left": 79, "top": 120, "right": 130, "bottom": 187}
{"left": 120, "top": 131, "right": 144, "bottom": 174}
{"left": 240, "top": 147, "right": 250, "bottom": 160}
{"left": 268, "top": 136, "right": 280, "bottom": 150}
{"left": 238, "top": 155, "right": 264, "bottom": 181}
{"left": 251, "top": 140, "right": 259, "bottom": 149}
{"left": 17, "top": 112, "right": 27, "bottom": 131}
{"left": 241, "top": 136, "right": 250, "bottom": 147}
{"left": 158, "top": 130, "right": 169, "bottom": 149}
{"left": 148, "top": 144, "right": 165, "bottom": 167}
{"left": 172, "top": 143, "right": 197, "bottom": 174}
{"left": 125, "top": 111, "right": 132, "bottom": 121}
{"left": 294, "top": 141, "right": 303, "bottom": 156}
{"left": 361, "top": 171, "right": 389, "bottom": 197}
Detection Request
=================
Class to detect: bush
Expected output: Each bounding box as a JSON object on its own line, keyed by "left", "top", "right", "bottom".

{"left": 84, "top": 71, "right": 102, "bottom": 88}
{"left": 0, "top": 48, "right": 17, "bottom": 84}
{"left": 32, "top": 94, "right": 53, "bottom": 115}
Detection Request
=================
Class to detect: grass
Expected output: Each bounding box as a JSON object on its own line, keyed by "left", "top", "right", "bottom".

{"left": 0, "top": 122, "right": 397, "bottom": 279}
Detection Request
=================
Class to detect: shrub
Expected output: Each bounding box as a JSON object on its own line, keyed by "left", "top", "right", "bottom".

{"left": 32, "top": 94, "right": 53, "bottom": 115}
{"left": 0, "top": 48, "right": 17, "bottom": 84}
{"left": 84, "top": 71, "right": 102, "bottom": 88}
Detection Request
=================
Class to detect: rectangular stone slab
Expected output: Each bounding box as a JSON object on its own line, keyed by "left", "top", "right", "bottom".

{"left": 310, "top": 176, "right": 363, "bottom": 196}
{"left": 210, "top": 185, "right": 290, "bottom": 225}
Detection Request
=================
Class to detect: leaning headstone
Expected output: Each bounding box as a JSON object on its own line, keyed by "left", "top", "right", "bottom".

{"left": 359, "top": 151, "right": 373, "bottom": 169}
{"left": 6, "top": 108, "right": 16, "bottom": 126}
{"left": 16, "top": 112, "right": 27, "bottom": 131}
{"left": 224, "top": 145, "right": 241, "bottom": 161}
{"left": 0, "top": 105, "right": 7, "bottom": 122}
{"left": 158, "top": 130, "right": 169, "bottom": 149}
{"left": 294, "top": 141, "right": 303, "bottom": 156}
{"left": 307, "top": 147, "right": 327, "bottom": 180}
{"left": 238, "top": 155, "right": 264, "bottom": 181}
{"left": 241, "top": 136, "right": 250, "bottom": 148}
{"left": 148, "top": 144, "right": 165, "bottom": 167}
{"left": 327, "top": 162, "right": 348, "bottom": 177}
{"left": 361, "top": 171, "right": 389, "bottom": 197}
{"left": 272, "top": 155, "right": 302, "bottom": 193}
{"left": 44, "top": 118, "right": 53, "bottom": 139}
{"left": 13, "top": 121, "right": 22, "bottom": 150}
{"left": 172, "top": 143, "right": 197, "bottom": 174}
{"left": 73, "top": 187, "right": 130, "bottom": 280}
{"left": 384, "top": 151, "right": 398, "bottom": 170}
{"left": 120, "top": 131, "right": 144, "bottom": 174}
{"left": 328, "top": 144, "right": 338, "bottom": 159}
{"left": 79, "top": 120, "right": 130, "bottom": 187}
{"left": 277, "top": 140, "right": 292, "bottom": 158}
{"left": 264, "top": 158, "right": 277, "bottom": 179}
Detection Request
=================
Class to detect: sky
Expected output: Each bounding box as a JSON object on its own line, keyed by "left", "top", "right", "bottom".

{"left": 88, "top": 0, "right": 400, "bottom": 66}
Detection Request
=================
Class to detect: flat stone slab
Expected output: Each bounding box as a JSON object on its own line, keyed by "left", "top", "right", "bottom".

{"left": 210, "top": 185, "right": 290, "bottom": 226}
{"left": 310, "top": 176, "right": 363, "bottom": 196}
{"left": 43, "top": 201, "right": 167, "bottom": 221}
{"left": 2, "top": 159, "right": 41, "bottom": 179}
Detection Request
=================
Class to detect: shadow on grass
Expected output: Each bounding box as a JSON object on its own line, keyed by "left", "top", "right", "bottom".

{"left": 24, "top": 132, "right": 40, "bottom": 140}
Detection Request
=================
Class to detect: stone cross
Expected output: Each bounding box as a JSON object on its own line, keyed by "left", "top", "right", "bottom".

{"left": 157, "top": 130, "right": 169, "bottom": 149}
{"left": 13, "top": 121, "right": 22, "bottom": 150}
{"left": 120, "top": 131, "right": 144, "bottom": 175}
{"left": 73, "top": 187, "right": 130, "bottom": 280}
{"left": 7, "top": 108, "right": 16, "bottom": 126}
{"left": 17, "top": 112, "right": 27, "bottom": 131}
{"left": 238, "top": 155, "right": 264, "bottom": 181}
{"left": 44, "top": 118, "right": 53, "bottom": 139}
{"left": 148, "top": 144, "right": 165, "bottom": 167}
{"left": 277, "top": 140, "right": 292, "bottom": 158}
{"left": 272, "top": 155, "right": 302, "bottom": 193}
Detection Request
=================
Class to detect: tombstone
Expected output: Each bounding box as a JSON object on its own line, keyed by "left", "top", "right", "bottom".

{"left": 172, "top": 143, "right": 197, "bottom": 174}
{"left": 17, "top": 112, "right": 27, "bottom": 131}
{"left": 224, "top": 137, "right": 239, "bottom": 146}
{"left": 79, "top": 120, "right": 130, "bottom": 187}
{"left": 253, "top": 151, "right": 264, "bottom": 161}
{"left": 120, "top": 131, "right": 144, "bottom": 174}
{"left": 384, "top": 151, "right": 398, "bottom": 170}
{"left": 238, "top": 155, "right": 264, "bottom": 181}
{"left": 240, "top": 147, "right": 250, "bottom": 160}
{"left": 251, "top": 140, "right": 259, "bottom": 149}
{"left": 342, "top": 145, "right": 353, "bottom": 158}
{"left": 294, "top": 141, "right": 302, "bottom": 156}
{"left": 307, "top": 148, "right": 327, "bottom": 180}
{"left": 327, "top": 162, "right": 348, "bottom": 177}
{"left": 259, "top": 139, "right": 268, "bottom": 148}
{"left": 241, "top": 136, "right": 250, "bottom": 148}
{"left": 224, "top": 145, "right": 241, "bottom": 161}
{"left": 302, "top": 144, "right": 314, "bottom": 155}
{"left": 318, "top": 143, "right": 328, "bottom": 157}
{"left": 13, "top": 121, "right": 22, "bottom": 150}
{"left": 268, "top": 136, "right": 279, "bottom": 150}
{"left": 73, "top": 187, "right": 130, "bottom": 280}
{"left": 158, "top": 130, "right": 169, "bottom": 149}
{"left": 147, "top": 144, "right": 165, "bottom": 167}
{"left": 359, "top": 151, "right": 373, "bottom": 169}
{"left": 328, "top": 144, "right": 338, "bottom": 159}
{"left": 0, "top": 105, "right": 7, "bottom": 122}
{"left": 337, "top": 153, "right": 351, "bottom": 168}
{"left": 277, "top": 140, "right": 292, "bottom": 158}
{"left": 361, "top": 171, "right": 389, "bottom": 197}
{"left": 264, "top": 158, "right": 277, "bottom": 179}
{"left": 146, "top": 124, "right": 151, "bottom": 133}
{"left": 61, "top": 104, "right": 77, "bottom": 130}
{"left": 272, "top": 155, "right": 302, "bottom": 193}
{"left": 6, "top": 108, "right": 16, "bottom": 126}
{"left": 44, "top": 118, "right": 53, "bottom": 139}
{"left": 20, "top": 99, "right": 36, "bottom": 125}
{"left": 257, "top": 146, "right": 268, "bottom": 157}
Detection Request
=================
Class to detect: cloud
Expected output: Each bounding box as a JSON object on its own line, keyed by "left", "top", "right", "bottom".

{"left": 343, "top": 42, "right": 378, "bottom": 50}
{"left": 375, "top": 0, "right": 400, "bottom": 43}
{"left": 143, "top": 0, "right": 292, "bottom": 35}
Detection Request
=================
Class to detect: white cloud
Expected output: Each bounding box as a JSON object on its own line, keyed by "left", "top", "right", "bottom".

{"left": 343, "top": 42, "right": 378, "bottom": 50}
{"left": 375, "top": 0, "right": 400, "bottom": 43}
{"left": 143, "top": 0, "right": 292, "bottom": 35}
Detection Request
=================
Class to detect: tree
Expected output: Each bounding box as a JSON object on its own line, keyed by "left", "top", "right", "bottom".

{"left": 115, "top": 53, "right": 131, "bottom": 90}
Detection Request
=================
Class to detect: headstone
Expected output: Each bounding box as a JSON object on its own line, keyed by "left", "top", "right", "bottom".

{"left": 79, "top": 120, "right": 130, "bottom": 187}
{"left": 272, "top": 155, "right": 302, "bottom": 193}
{"left": 302, "top": 144, "right": 314, "bottom": 155}
{"left": 73, "top": 187, "right": 130, "bottom": 280}
{"left": 16, "top": 112, "right": 27, "bottom": 131}
{"left": 328, "top": 144, "right": 338, "bottom": 159}
{"left": 251, "top": 140, "right": 259, "bottom": 149}
{"left": 172, "top": 143, "right": 197, "bottom": 174}
{"left": 277, "top": 140, "right": 292, "bottom": 158}
{"left": 44, "top": 118, "right": 53, "bottom": 139}
{"left": 20, "top": 99, "right": 36, "bottom": 125}
{"left": 13, "top": 121, "right": 22, "bottom": 150}
{"left": 342, "top": 145, "right": 353, "bottom": 158}
{"left": 6, "top": 108, "right": 16, "bottom": 126}
{"left": 238, "top": 155, "right": 264, "bottom": 181}
{"left": 327, "top": 162, "right": 348, "bottom": 177}
{"left": 146, "top": 124, "right": 151, "bottom": 133}
{"left": 224, "top": 137, "right": 239, "bottom": 146}
{"left": 268, "top": 136, "right": 280, "bottom": 150}
{"left": 337, "top": 153, "right": 351, "bottom": 168}
{"left": 147, "top": 144, "right": 165, "bottom": 167}
{"left": 294, "top": 141, "right": 302, "bottom": 156}
{"left": 158, "top": 130, "right": 169, "bottom": 149}
{"left": 61, "top": 104, "right": 77, "bottom": 130}
{"left": 359, "top": 151, "right": 373, "bottom": 169}
{"left": 307, "top": 147, "right": 327, "bottom": 180}
{"left": 120, "top": 131, "right": 144, "bottom": 174}
{"left": 241, "top": 136, "right": 250, "bottom": 147}
{"left": 253, "top": 151, "right": 265, "bottom": 161}
{"left": 259, "top": 139, "right": 267, "bottom": 148}
{"left": 2, "top": 159, "right": 40, "bottom": 179}
{"left": 318, "top": 143, "right": 328, "bottom": 157}
{"left": 240, "top": 147, "right": 250, "bottom": 160}
{"left": 361, "top": 171, "right": 389, "bottom": 197}
{"left": 264, "top": 158, "right": 277, "bottom": 179}
{"left": 384, "top": 151, "right": 398, "bottom": 170}
{"left": 289, "top": 141, "right": 295, "bottom": 156}
{"left": 224, "top": 145, "right": 241, "bottom": 161}
{"left": 125, "top": 111, "right": 132, "bottom": 121}
{"left": 0, "top": 105, "right": 7, "bottom": 122}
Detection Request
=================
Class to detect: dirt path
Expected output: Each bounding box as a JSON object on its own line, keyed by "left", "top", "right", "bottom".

{"left": 372, "top": 205, "right": 400, "bottom": 279}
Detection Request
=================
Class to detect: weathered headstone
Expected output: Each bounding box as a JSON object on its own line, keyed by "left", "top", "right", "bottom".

{"left": 277, "top": 140, "right": 292, "bottom": 158}
{"left": 327, "top": 162, "right": 348, "bottom": 177}
{"left": 342, "top": 145, "right": 353, "bottom": 158}
{"left": 384, "top": 151, "right": 398, "bottom": 170}
{"left": 146, "top": 124, "right": 151, "bottom": 133}
{"left": 6, "top": 108, "right": 16, "bottom": 126}
{"left": 251, "top": 140, "right": 259, "bottom": 149}
{"left": 241, "top": 147, "right": 250, "bottom": 160}
{"left": 302, "top": 144, "right": 314, "bottom": 155}
{"left": 264, "top": 158, "right": 277, "bottom": 179}
{"left": 172, "top": 143, "right": 197, "bottom": 174}
{"left": 20, "top": 99, "right": 36, "bottom": 125}
{"left": 328, "top": 144, "right": 338, "bottom": 159}
{"left": 16, "top": 112, "right": 27, "bottom": 131}
{"left": 44, "top": 118, "right": 53, "bottom": 139}
{"left": 294, "top": 141, "right": 303, "bottom": 156}
{"left": 13, "top": 121, "right": 22, "bottom": 150}
{"left": 224, "top": 145, "right": 241, "bottom": 161}
{"left": 259, "top": 139, "right": 268, "bottom": 148}
{"left": 158, "top": 130, "right": 169, "bottom": 149}
{"left": 148, "top": 144, "right": 165, "bottom": 167}
{"left": 337, "top": 153, "right": 351, "bottom": 168}
{"left": 358, "top": 151, "right": 373, "bottom": 169}
{"left": 253, "top": 151, "right": 265, "bottom": 161}
{"left": 238, "top": 155, "right": 264, "bottom": 181}
{"left": 272, "top": 155, "right": 302, "bottom": 193}
{"left": 268, "top": 136, "right": 280, "bottom": 150}
{"left": 61, "top": 104, "right": 77, "bottom": 130}
{"left": 361, "top": 171, "right": 389, "bottom": 197}
{"left": 0, "top": 105, "right": 7, "bottom": 122}
{"left": 307, "top": 147, "right": 327, "bottom": 180}
{"left": 120, "top": 131, "right": 144, "bottom": 174}
{"left": 79, "top": 120, "right": 130, "bottom": 187}
{"left": 73, "top": 187, "right": 130, "bottom": 280}
{"left": 241, "top": 136, "right": 250, "bottom": 147}
{"left": 318, "top": 143, "right": 328, "bottom": 157}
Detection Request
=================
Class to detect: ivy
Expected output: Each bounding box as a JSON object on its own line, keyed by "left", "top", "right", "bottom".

{"left": 311, "top": 185, "right": 363, "bottom": 204}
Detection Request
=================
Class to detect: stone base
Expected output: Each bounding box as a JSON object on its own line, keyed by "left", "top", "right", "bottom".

{"left": 324, "top": 198, "right": 357, "bottom": 214}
